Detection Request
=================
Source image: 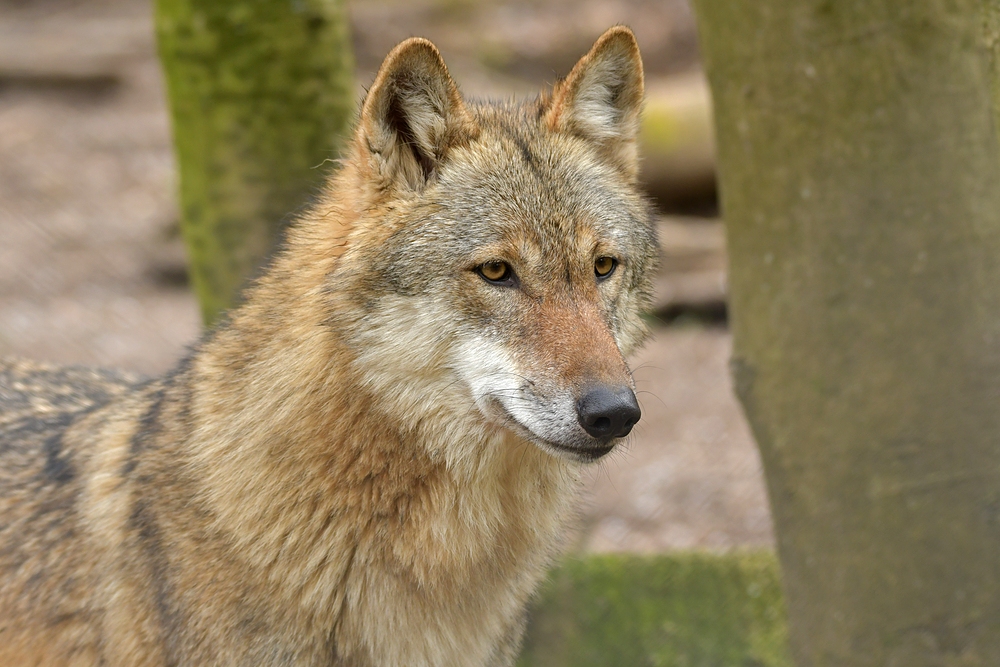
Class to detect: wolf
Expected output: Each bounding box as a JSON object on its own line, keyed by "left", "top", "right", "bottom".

{"left": 0, "top": 26, "right": 656, "bottom": 666}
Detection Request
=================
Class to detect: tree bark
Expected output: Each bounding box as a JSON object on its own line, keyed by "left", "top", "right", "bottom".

{"left": 155, "top": 0, "right": 354, "bottom": 324}
{"left": 691, "top": 1, "right": 1000, "bottom": 664}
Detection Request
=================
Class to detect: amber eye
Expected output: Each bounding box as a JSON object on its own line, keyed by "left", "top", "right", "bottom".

{"left": 595, "top": 256, "right": 617, "bottom": 279}
{"left": 478, "top": 260, "right": 513, "bottom": 284}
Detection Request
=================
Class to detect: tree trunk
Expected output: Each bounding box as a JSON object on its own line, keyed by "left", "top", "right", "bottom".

{"left": 691, "top": 1, "right": 1000, "bottom": 664}
{"left": 155, "top": 0, "right": 354, "bottom": 324}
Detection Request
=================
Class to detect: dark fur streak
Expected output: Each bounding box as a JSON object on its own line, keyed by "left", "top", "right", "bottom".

{"left": 170, "top": 366, "right": 195, "bottom": 437}
{"left": 514, "top": 136, "right": 539, "bottom": 175}
{"left": 130, "top": 499, "right": 181, "bottom": 667}
{"left": 11, "top": 408, "right": 95, "bottom": 485}
{"left": 43, "top": 432, "right": 75, "bottom": 484}
{"left": 122, "top": 386, "right": 168, "bottom": 477}
{"left": 501, "top": 123, "right": 543, "bottom": 180}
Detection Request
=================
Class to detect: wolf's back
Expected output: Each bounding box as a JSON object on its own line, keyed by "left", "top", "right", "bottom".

{"left": 1, "top": 359, "right": 136, "bottom": 422}
{"left": 0, "top": 359, "right": 138, "bottom": 473}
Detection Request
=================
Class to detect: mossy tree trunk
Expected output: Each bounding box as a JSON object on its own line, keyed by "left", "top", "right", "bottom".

{"left": 692, "top": 1, "right": 1000, "bottom": 664}
{"left": 156, "top": 0, "right": 354, "bottom": 324}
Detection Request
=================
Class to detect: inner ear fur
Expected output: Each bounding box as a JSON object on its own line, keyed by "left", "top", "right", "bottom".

{"left": 356, "top": 38, "right": 478, "bottom": 192}
{"left": 544, "top": 26, "right": 645, "bottom": 180}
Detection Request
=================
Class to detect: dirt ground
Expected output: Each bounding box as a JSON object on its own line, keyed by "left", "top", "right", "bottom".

{"left": 0, "top": 0, "right": 773, "bottom": 551}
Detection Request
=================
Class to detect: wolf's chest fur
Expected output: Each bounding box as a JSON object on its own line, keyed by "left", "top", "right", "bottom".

{"left": 0, "top": 27, "right": 655, "bottom": 667}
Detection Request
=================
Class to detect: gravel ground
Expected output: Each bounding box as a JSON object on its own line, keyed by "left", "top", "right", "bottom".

{"left": 0, "top": 0, "right": 773, "bottom": 551}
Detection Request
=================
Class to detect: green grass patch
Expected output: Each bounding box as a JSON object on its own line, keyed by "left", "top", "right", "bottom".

{"left": 518, "top": 552, "right": 790, "bottom": 667}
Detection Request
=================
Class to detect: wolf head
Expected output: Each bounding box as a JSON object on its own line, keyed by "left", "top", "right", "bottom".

{"left": 321, "top": 27, "right": 656, "bottom": 464}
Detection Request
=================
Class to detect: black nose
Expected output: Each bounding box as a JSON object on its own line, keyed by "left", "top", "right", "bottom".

{"left": 576, "top": 386, "right": 641, "bottom": 440}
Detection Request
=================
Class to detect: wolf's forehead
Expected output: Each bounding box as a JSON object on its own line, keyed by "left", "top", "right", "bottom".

{"left": 439, "top": 125, "right": 637, "bottom": 247}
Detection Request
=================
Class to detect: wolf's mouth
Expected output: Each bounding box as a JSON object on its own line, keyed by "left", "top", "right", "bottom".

{"left": 539, "top": 439, "right": 616, "bottom": 462}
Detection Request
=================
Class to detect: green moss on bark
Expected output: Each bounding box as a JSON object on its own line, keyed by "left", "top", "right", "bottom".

{"left": 518, "top": 552, "right": 790, "bottom": 667}
{"left": 155, "top": 0, "right": 354, "bottom": 324}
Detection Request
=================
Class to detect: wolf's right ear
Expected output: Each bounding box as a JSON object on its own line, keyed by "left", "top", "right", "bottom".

{"left": 355, "top": 38, "right": 478, "bottom": 193}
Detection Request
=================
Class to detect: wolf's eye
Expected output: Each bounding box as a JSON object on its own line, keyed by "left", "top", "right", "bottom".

{"left": 595, "top": 256, "right": 617, "bottom": 279}
{"left": 477, "top": 261, "right": 514, "bottom": 285}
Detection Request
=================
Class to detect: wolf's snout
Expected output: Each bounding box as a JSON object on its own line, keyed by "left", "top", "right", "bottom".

{"left": 576, "top": 386, "right": 641, "bottom": 440}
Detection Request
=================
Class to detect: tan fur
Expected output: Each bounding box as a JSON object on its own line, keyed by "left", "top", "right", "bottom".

{"left": 0, "top": 28, "right": 656, "bottom": 666}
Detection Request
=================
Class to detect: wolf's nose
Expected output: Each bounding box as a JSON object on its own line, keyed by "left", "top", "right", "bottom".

{"left": 577, "top": 386, "right": 641, "bottom": 440}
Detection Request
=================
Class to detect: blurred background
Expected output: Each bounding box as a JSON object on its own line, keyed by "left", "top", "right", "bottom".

{"left": 0, "top": 0, "right": 772, "bottom": 554}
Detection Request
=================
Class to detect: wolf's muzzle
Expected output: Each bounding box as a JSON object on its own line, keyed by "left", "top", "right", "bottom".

{"left": 576, "top": 386, "right": 641, "bottom": 441}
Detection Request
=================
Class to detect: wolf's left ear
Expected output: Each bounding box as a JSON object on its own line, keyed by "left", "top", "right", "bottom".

{"left": 356, "top": 38, "right": 478, "bottom": 193}
{"left": 544, "top": 27, "right": 644, "bottom": 180}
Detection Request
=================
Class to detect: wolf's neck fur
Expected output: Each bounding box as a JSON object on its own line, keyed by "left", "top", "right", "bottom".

{"left": 172, "top": 185, "right": 579, "bottom": 637}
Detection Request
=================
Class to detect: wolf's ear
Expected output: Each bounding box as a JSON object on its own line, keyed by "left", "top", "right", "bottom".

{"left": 544, "top": 27, "right": 644, "bottom": 180}
{"left": 356, "top": 38, "right": 478, "bottom": 193}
